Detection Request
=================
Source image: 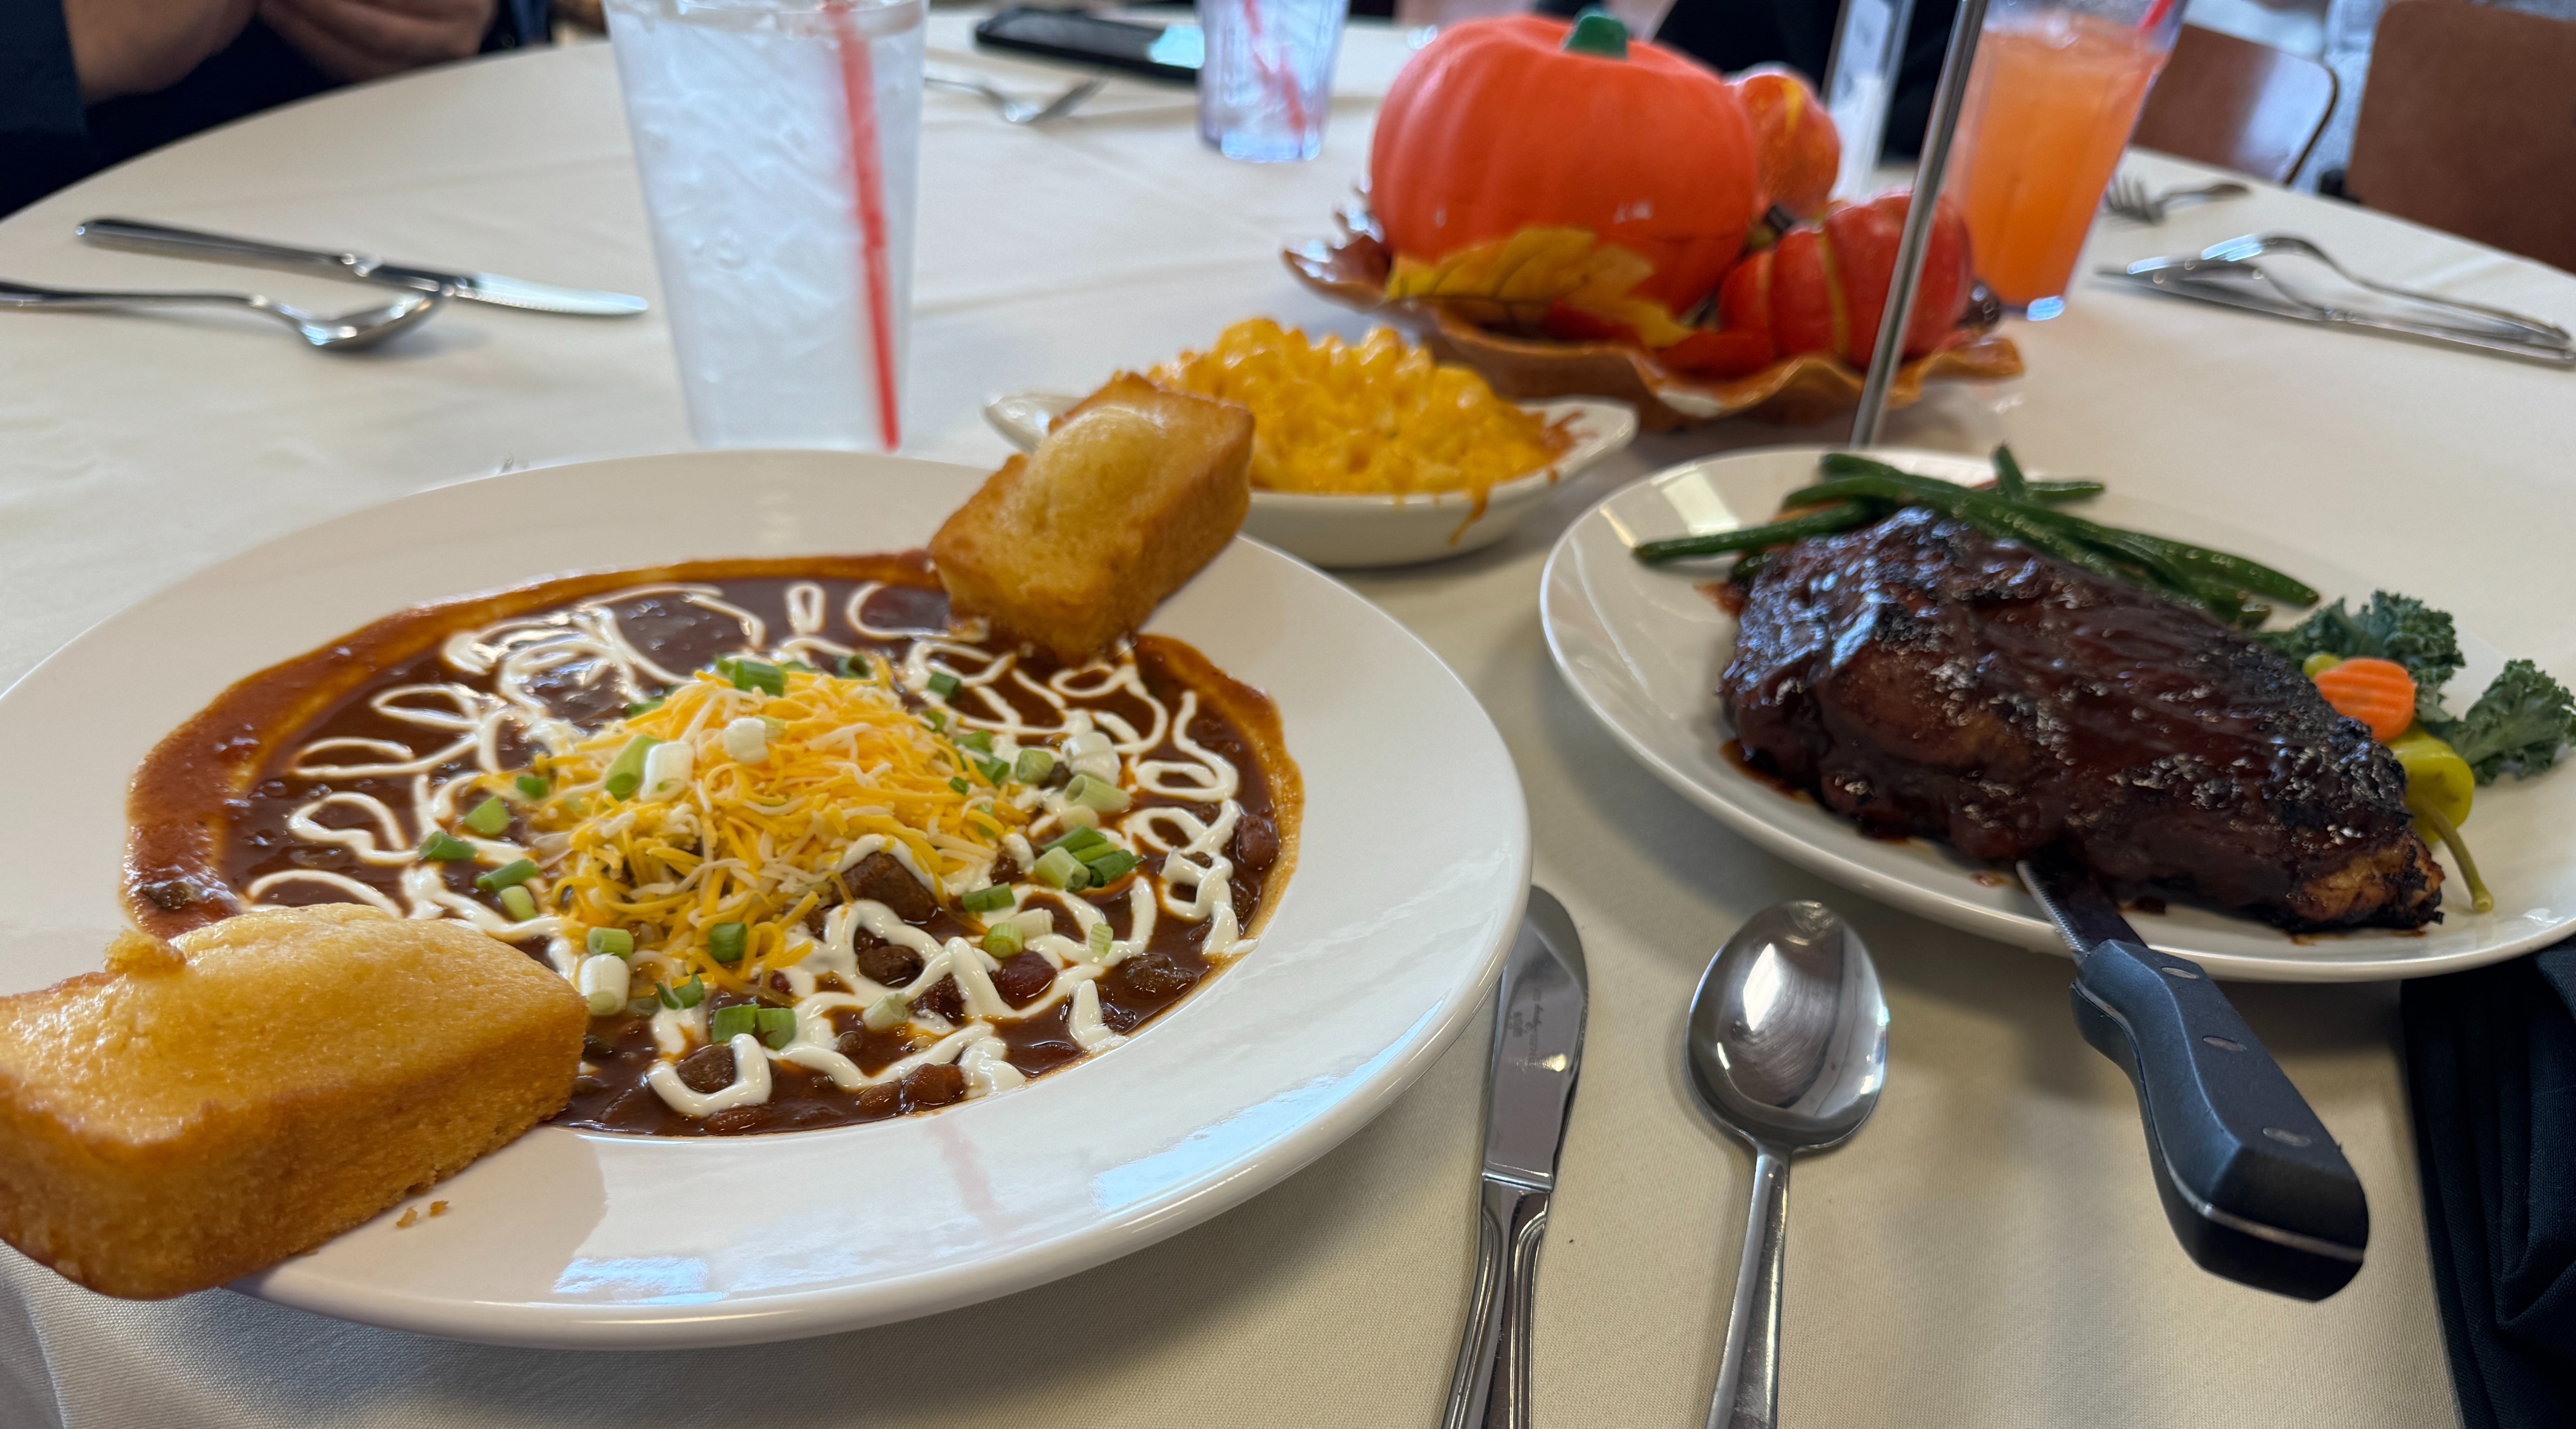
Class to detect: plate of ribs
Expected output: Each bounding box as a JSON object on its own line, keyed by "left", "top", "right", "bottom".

{"left": 1541, "top": 445, "right": 2576, "bottom": 981}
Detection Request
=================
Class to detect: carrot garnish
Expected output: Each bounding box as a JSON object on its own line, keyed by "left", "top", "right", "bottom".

{"left": 2312, "top": 657, "right": 2418, "bottom": 742}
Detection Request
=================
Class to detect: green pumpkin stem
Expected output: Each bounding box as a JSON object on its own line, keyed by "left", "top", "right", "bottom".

{"left": 1563, "top": 7, "right": 1629, "bottom": 58}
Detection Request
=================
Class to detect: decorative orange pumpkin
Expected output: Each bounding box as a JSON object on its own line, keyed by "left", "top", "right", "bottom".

{"left": 1368, "top": 12, "right": 1760, "bottom": 312}
{"left": 1731, "top": 66, "right": 1841, "bottom": 221}
{"left": 1682, "top": 191, "right": 1972, "bottom": 376}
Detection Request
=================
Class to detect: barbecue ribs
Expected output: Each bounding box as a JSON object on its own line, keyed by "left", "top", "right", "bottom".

{"left": 1719, "top": 508, "right": 2442, "bottom": 930}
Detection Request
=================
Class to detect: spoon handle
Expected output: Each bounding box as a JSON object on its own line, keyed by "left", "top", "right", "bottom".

{"left": 1706, "top": 1147, "right": 1788, "bottom": 1429}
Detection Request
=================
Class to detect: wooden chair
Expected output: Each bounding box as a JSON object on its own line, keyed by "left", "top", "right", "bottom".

{"left": 2132, "top": 24, "right": 2339, "bottom": 184}
{"left": 2345, "top": 0, "right": 2576, "bottom": 274}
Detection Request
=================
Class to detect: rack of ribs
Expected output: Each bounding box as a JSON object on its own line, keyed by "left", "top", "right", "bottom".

{"left": 1719, "top": 507, "right": 2441, "bottom": 930}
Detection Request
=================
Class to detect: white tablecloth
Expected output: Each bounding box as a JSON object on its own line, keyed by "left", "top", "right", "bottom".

{"left": 7, "top": 19, "right": 2573, "bottom": 1426}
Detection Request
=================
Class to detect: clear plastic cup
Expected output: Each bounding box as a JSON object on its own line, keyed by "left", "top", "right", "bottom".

{"left": 606, "top": 0, "right": 925, "bottom": 451}
{"left": 1947, "top": 0, "right": 2185, "bottom": 316}
{"left": 1194, "top": 0, "right": 1345, "bottom": 163}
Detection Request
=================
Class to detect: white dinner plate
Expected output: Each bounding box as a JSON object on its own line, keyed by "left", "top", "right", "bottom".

{"left": 0, "top": 450, "right": 1529, "bottom": 1347}
{"left": 1542, "top": 445, "right": 2576, "bottom": 983}
{"left": 985, "top": 391, "right": 1638, "bottom": 568}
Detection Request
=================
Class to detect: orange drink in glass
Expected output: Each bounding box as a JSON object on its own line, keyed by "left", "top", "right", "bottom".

{"left": 1948, "top": 0, "right": 2183, "bottom": 315}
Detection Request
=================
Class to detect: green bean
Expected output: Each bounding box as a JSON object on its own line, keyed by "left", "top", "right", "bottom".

{"left": 1992, "top": 445, "right": 2031, "bottom": 500}
{"left": 1632, "top": 501, "right": 1876, "bottom": 564}
{"left": 2106, "top": 532, "right": 2318, "bottom": 605}
{"left": 2021, "top": 479, "right": 2106, "bottom": 502}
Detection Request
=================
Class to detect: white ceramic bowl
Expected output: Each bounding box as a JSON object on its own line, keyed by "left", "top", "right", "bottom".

{"left": 984, "top": 391, "right": 1637, "bottom": 569}
{"left": 0, "top": 450, "right": 1531, "bottom": 1346}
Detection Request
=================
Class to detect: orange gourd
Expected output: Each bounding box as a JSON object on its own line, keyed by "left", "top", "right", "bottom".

{"left": 1732, "top": 66, "right": 1840, "bottom": 220}
{"left": 1680, "top": 191, "right": 1972, "bottom": 376}
{"left": 1368, "top": 14, "right": 1760, "bottom": 312}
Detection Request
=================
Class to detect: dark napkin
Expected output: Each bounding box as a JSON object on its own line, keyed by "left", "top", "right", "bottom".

{"left": 2405, "top": 944, "right": 2576, "bottom": 1429}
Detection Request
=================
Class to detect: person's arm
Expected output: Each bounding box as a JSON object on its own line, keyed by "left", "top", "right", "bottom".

{"left": 61, "top": 0, "right": 261, "bottom": 100}
{"left": 255, "top": 0, "right": 496, "bottom": 82}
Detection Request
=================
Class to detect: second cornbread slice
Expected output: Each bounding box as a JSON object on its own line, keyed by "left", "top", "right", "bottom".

{"left": 0, "top": 904, "right": 585, "bottom": 1299}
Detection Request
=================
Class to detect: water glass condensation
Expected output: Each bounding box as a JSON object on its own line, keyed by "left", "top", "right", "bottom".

{"left": 606, "top": 0, "right": 925, "bottom": 451}
{"left": 1195, "top": 0, "right": 1345, "bottom": 162}
{"left": 1947, "top": 0, "right": 2183, "bottom": 315}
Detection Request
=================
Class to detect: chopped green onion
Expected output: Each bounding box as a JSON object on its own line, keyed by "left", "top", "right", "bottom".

{"left": 1014, "top": 748, "right": 1055, "bottom": 784}
{"left": 838, "top": 653, "right": 870, "bottom": 679}
{"left": 498, "top": 885, "right": 538, "bottom": 922}
{"left": 922, "top": 710, "right": 947, "bottom": 733}
{"left": 418, "top": 831, "right": 475, "bottom": 861}
{"left": 515, "top": 773, "right": 549, "bottom": 800}
{"left": 862, "top": 993, "right": 909, "bottom": 1031}
{"left": 1041, "top": 825, "right": 1112, "bottom": 857}
{"left": 1057, "top": 803, "right": 1099, "bottom": 831}
{"left": 716, "top": 656, "right": 786, "bottom": 696}
{"left": 754, "top": 1006, "right": 797, "bottom": 1049}
{"left": 1086, "top": 922, "right": 1114, "bottom": 960}
{"left": 587, "top": 927, "right": 635, "bottom": 959}
{"left": 948, "top": 776, "right": 970, "bottom": 795}
{"left": 973, "top": 755, "right": 1010, "bottom": 786}
{"left": 1083, "top": 848, "right": 1142, "bottom": 885}
{"left": 708, "top": 922, "right": 747, "bottom": 963}
{"left": 625, "top": 694, "right": 665, "bottom": 717}
{"left": 625, "top": 996, "right": 661, "bottom": 1019}
{"left": 1032, "top": 847, "right": 1092, "bottom": 892}
{"left": 708, "top": 1004, "right": 757, "bottom": 1042}
{"left": 983, "top": 921, "right": 1024, "bottom": 958}
{"left": 1064, "top": 773, "right": 1132, "bottom": 814}
{"left": 961, "top": 885, "right": 1014, "bottom": 914}
{"left": 476, "top": 858, "right": 539, "bottom": 894}
{"left": 782, "top": 660, "right": 817, "bottom": 674}
{"left": 657, "top": 976, "right": 705, "bottom": 1010}
{"left": 927, "top": 671, "right": 960, "bottom": 699}
{"left": 603, "top": 734, "right": 661, "bottom": 800}
{"left": 957, "top": 729, "right": 994, "bottom": 753}
{"left": 462, "top": 796, "right": 510, "bottom": 837}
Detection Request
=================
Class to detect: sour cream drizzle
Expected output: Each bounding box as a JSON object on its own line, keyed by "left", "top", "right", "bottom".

{"left": 241, "top": 577, "right": 1260, "bottom": 1125}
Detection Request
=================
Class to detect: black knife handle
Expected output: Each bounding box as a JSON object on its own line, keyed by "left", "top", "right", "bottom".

{"left": 2071, "top": 942, "right": 2368, "bottom": 1300}
{"left": 1444, "top": 1177, "right": 1549, "bottom": 1429}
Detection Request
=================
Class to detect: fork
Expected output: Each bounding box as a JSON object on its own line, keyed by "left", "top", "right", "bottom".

{"left": 2103, "top": 175, "right": 2250, "bottom": 224}
{"left": 925, "top": 69, "right": 1108, "bottom": 125}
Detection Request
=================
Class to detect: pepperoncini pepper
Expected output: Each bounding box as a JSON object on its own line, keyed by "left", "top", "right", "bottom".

{"left": 2389, "top": 726, "right": 2493, "bottom": 913}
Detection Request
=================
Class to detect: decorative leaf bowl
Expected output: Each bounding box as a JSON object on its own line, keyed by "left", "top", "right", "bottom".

{"left": 1283, "top": 207, "right": 2024, "bottom": 432}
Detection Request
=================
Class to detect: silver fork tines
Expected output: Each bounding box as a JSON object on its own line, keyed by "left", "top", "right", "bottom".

{"left": 2103, "top": 175, "right": 2250, "bottom": 225}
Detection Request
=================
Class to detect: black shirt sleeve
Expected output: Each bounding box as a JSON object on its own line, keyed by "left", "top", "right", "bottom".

{"left": 0, "top": 0, "right": 94, "bottom": 214}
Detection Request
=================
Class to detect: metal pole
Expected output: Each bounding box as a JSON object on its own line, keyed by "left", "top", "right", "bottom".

{"left": 1847, "top": 0, "right": 1992, "bottom": 449}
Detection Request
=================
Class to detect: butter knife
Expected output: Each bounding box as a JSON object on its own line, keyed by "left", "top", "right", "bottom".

{"left": 76, "top": 218, "right": 648, "bottom": 317}
{"left": 2098, "top": 262, "right": 2574, "bottom": 367}
{"left": 1445, "top": 886, "right": 1588, "bottom": 1429}
{"left": 2019, "top": 854, "right": 2368, "bottom": 1300}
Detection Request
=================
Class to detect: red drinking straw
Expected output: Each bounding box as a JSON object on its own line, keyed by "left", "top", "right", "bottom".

{"left": 830, "top": 5, "right": 902, "bottom": 452}
{"left": 2137, "top": 0, "right": 2177, "bottom": 30}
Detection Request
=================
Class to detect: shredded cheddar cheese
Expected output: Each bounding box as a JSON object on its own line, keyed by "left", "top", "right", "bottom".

{"left": 1147, "top": 318, "right": 1571, "bottom": 500}
{"left": 514, "top": 667, "right": 1021, "bottom": 993}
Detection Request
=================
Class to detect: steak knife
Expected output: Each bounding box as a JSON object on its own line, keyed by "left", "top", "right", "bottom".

{"left": 2019, "top": 854, "right": 2368, "bottom": 1301}
{"left": 76, "top": 218, "right": 648, "bottom": 317}
{"left": 1445, "top": 886, "right": 1589, "bottom": 1429}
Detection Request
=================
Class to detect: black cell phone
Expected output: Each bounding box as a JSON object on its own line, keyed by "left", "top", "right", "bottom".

{"left": 972, "top": 7, "right": 1203, "bottom": 85}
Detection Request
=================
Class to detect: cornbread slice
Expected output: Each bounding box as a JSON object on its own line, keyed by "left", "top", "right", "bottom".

{"left": 932, "top": 373, "right": 1253, "bottom": 662}
{"left": 0, "top": 905, "right": 584, "bottom": 1299}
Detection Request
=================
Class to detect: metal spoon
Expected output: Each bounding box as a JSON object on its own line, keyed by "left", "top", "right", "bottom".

{"left": 925, "top": 70, "right": 1107, "bottom": 125}
{"left": 0, "top": 279, "right": 440, "bottom": 350}
{"left": 1685, "top": 901, "right": 1889, "bottom": 1429}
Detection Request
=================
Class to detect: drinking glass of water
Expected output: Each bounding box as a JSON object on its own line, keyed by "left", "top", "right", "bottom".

{"left": 1195, "top": 0, "right": 1345, "bottom": 162}
{"left": 605, "top": 0, "right": 925, "bottom": 452}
